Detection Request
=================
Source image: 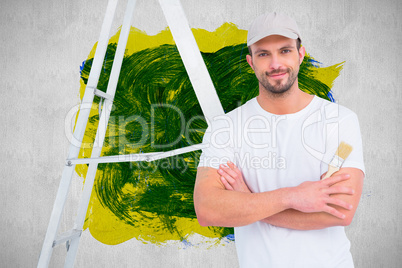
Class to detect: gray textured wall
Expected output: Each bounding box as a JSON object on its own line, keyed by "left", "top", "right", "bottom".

{"left": 1, "top": 0, "right": 401, "bottom": 267}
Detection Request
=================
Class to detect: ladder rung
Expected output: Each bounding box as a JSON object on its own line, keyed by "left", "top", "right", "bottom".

{"left": 53, "top": 229, "right": 82, "bottom": 248}
{"left": 66, "top": 143, "right": 206, "bottom": 165}
{"left": 92, "top": 87, "right": 113, "bottom": 100}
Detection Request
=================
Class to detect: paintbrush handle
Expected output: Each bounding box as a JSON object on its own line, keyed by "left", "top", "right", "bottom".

{"left": 322, "top": 164, "right": 340, "bottom": 180}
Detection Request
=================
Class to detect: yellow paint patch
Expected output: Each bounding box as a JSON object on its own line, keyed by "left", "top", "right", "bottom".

{"left": 77, "top": 23, "right": 245, "bottom": 246}
{"left": 310, "top": 60, "right": 345, "bottom": 88}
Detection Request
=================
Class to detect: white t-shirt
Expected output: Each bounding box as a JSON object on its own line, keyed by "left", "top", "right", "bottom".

{"left": 198, "top": 96, "right": 365, "bottom": 268}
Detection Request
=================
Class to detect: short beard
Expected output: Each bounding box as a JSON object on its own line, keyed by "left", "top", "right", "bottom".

{"left": 260, "top": 68, "right": 298, "bottom": 97}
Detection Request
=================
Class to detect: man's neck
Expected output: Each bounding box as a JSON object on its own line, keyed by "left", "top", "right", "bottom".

{"left": 256, "top": 84, "right": 314, "bottom": 115}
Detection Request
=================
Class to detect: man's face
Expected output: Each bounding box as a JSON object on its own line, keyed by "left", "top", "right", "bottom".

{"left": 247, "top": 35, "right": 305, "bottom": 96}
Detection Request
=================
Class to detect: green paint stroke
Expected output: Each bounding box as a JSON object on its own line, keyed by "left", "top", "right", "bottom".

{"left": 79, "top": 39, "right": 344, "bottom": 245}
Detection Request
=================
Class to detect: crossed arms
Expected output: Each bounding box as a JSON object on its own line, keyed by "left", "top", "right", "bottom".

{"left": 193, "top": 162, "right": 364, "bottom": 230}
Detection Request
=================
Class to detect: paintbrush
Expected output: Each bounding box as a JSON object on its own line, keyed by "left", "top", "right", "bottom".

{"left": 322, "top": 142, "right": 353, "bottom": 180}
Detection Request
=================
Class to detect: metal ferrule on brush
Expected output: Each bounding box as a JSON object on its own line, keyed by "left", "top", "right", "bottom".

{"left": 329, "top": 154, "right": 344, "bottom": 168}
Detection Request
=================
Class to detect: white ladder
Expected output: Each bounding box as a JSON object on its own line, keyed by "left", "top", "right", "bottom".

{"left": 37, "top": 0, "right": 224, "bottom": 267}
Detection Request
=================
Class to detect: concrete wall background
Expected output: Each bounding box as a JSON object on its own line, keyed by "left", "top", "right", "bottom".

{"left": 1, "top": 0, "right": 401, "bottom": 267}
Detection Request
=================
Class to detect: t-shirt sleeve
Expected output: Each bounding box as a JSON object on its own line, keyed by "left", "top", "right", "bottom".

{"left": 320, "top": 109, "right": 365, "bottom": 176}
{"left": 198, "top": 118, "right": 236, "bottom": 170}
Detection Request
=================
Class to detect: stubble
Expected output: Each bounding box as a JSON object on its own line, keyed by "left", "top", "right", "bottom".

{"left": 259, "top": 68, "right": 298, "bottom": 98}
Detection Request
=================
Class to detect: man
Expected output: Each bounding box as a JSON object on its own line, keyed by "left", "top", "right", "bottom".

{"left": 193, "top": 12, "right": 365, "bottom": 267}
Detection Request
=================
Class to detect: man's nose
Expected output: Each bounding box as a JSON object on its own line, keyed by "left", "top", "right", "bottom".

{"left": 269, "top": 54, "right": 282, "bottom": 70}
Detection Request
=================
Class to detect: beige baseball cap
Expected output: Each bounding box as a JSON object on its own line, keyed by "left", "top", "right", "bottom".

{"left": 247, "top": 12, "right": 301, "bottom": 47}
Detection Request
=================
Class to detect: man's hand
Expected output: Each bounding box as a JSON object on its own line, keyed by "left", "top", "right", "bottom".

{"left": 218, "top": 161, "right": 251, "bottom": 193}
{"left": 286, "top": 174, "right": 354, "bottom": 219}
{"left": 217, "top": 161, "right": 354, "bottom": 219}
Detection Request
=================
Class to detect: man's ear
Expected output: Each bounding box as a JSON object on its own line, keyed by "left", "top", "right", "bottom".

{"left": 299, "top": 46, "right": 306, "bottom": 65}
{"left": 246, "top": 54, "right": 254, "bottom": 70}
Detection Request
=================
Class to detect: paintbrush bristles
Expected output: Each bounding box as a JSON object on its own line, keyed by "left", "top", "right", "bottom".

{"left": 335, "top": 142, "right": 353, "bottom": 160}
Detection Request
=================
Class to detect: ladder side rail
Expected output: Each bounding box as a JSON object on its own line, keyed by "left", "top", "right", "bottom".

{"left": 159, "top": 0, "right": 225, "bottom": 124}
{"left": 68, "top": 0, "right": 120, "bottom": 159}
{"left": 64, "top": 0, "right": 138, "bottom": 267}
{"left": 37, "top": 1, "right": 119, "bottom": 267}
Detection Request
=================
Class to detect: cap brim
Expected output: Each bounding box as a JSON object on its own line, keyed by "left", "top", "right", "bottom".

{"left": 247, "top": 29, "right": 299, "bottom": 46}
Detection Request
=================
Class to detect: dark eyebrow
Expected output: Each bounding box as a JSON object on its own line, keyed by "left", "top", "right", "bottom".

{"left": 254, "top": 45, "right": 296, "bottom": 54}
{"left": 280, "top": 45, "right": 296, "bottom": 50}
{"left": 254, "top": 49, "right": 270, "bottom": 54}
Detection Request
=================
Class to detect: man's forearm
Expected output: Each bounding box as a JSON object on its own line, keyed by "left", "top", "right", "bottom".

{"left": 261, "top": 209, "right": 348, "bottom": 230}
{"left": 194, "top": 167, "right": 292, "bottom": 227}
{"left": 261, "top": 168, "right": 364, "bottom": 230}
{"left": 195, "top": 167, "right": 355, "bottom": 228}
